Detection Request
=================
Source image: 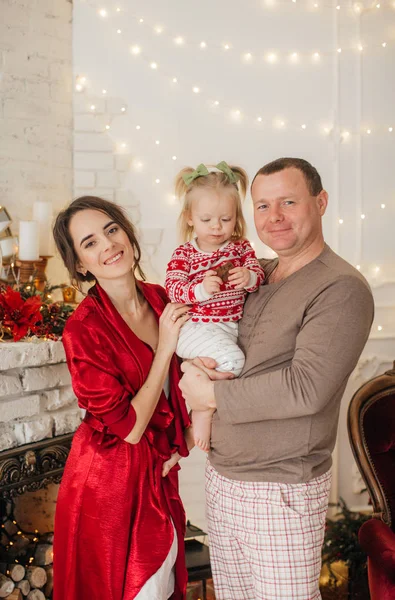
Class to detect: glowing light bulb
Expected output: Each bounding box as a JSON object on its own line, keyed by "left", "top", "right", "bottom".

{"left": 155, "top": 140, "right": 160, "bottom": 145}
{"left": 172, "top": 155, "right": 177, "bottom": 160}
{"left": 301, "top": 124, "right": 307, "bottom": 130}
{"left": 381, "top": 203, "right": 386, "bottom": 208}
{"left": 99, "top": 9, "right": 107, "bottom": 17}
{"left": 342, "top": 130, "right": 350, "bottom": 139}
{"left": 90, "top": 104, "right": 96, "bottom": 111}
{"left": 336, "top": 4, "right": 340, "bottom": 8}
{"left": 136, "top": 125, "right": 141, "bottom": 130}
{"left": 150, "top": 62, "right": 158, "bottom": 69}
{"left": 244, "top": 52, "right": 253, "bottom": 61}
{"left": 214, "top": 100, "right": 219, "bottom": 106}
{"left": 105, "top": 125, "right": 110, "bottom": 130}
{"left": 389, "top": 127, "right": 393, "bottom": 132}
{"left": 193, "top": 86, "right": 200, "bottom": 93}
{"left": 200, "top": 41, "right": 207, "bottom": 49}
{"left": 223, "top": 43, "right": 230, "bottom": 50}
{"left": 257, "top": 116, "right": 263, "bottom": 122}
{"left": 313, "top": 52, "right": 320, "bottom": 60}
{"left": 130, "top": 45, "right": 141, "bottom": 55}
{"left": 376, "top": 3, "right": 380, "bottom": 7}
{"left": 361, "top": 214, "right": 366, "bottom": 219}
{"left": 266, "top": 52, "right": 277, "bottom": 63}
{"left": 116, "top": 7, "right": 121, "bottom": 12}
{"left": 377, "top": 325, "right": 383, "bottom": 331}
{"left": 172, "top": 77, "right": 178, "bottom": 83}
{"left": 337, "top": 48, "right": 342, "bottom": 53}
{"left": 102, "top": 89, "right": 107, "bottom": 94}
{"left": 121, "top": 106, "right": 126, "bottom": 112}
{"left": 366, "top": 129, "right": 371, "bottom": 134}
{"left": 358, "top": 44, "right": 363, "bottom": 51}
{"left": 356, "top": 264, "right": 361, "bottom": 270}
{"left": 139, "top": 18, "right": 144, "bottom": 23}
{"left": 121, "top": 143, "right": 126, "bottom": 148}
{"left": 75, "top": 84, "right": 83, "bottom": 91}
{"left": 374, "top": 266, "right": 380, "bottom": 273}
{"left": 155, "top": 26, "right": 163, "bottom": 34}
{"left": 155, "top": 178, "right": 160, "bottom": 184}
{"left": 382, "top": 42, "right": 387, "bottom": 47}
{"left": 290, "top": 52, "right": 298, "bottom": 61}
{"left": 174, "top": 36, "right": 184, "bottom": 45}
{"left": 338, "top": 218, "right": 344, "bottom": 224}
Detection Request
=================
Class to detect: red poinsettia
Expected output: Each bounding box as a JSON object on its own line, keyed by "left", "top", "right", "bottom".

{"left": 0, "top": 287, "right": 43, "bottom": 342}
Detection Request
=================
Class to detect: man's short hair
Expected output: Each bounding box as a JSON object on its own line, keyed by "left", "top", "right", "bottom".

{"left": 252, "top": 158, "right": 323, "bottom": 196}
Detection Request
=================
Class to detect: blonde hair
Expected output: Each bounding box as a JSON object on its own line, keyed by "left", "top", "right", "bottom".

{"left": 175, "top": 165, "right": 249, "bottom": 243}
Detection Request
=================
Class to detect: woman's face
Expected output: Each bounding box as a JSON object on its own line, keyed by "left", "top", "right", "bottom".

{"left": 69, "top": 209, "right": 135, "bottom": 283}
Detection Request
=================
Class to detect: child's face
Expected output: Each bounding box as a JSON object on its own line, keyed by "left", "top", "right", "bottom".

{"left": 187, "top": 190, "right": 237, "bottom": 252}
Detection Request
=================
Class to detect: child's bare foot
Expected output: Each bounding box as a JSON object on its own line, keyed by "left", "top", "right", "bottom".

{"left": 162, "top": 452, "right": 181, "bottom": 477}
{"left": 192, "top": 409, "right": 214, "bottom": 453}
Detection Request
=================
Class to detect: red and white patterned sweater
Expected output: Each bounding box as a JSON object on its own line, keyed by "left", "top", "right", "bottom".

{"left": 165, "top": 239, "right": 265, "bottom": 323}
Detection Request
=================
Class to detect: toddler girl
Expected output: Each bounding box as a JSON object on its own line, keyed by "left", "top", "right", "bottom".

{"left": 165, "top": 162, "right": 264, "bottom": 451}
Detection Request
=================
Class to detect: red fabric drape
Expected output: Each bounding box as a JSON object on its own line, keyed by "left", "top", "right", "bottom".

{"left": 53, "top": 282, "right": 190, "bottom": 600}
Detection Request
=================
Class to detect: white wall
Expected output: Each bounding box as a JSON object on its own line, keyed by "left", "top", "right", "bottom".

{"left": 0, "top": 0, "right": 73, "bottom": 285}
{"left": 72, "top": 0, "right": 395, "bottom": 528}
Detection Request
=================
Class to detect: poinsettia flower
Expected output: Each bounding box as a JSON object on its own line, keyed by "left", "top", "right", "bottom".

{"left": 0, "top": 287, "right": 43, "bottom": 342}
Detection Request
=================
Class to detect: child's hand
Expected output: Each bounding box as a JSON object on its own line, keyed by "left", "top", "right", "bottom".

{"left": 203, "top": 270, "right": 223, "bottom": 295}
{"left": 228, "top": 267, "right": 251, "bottom": 290}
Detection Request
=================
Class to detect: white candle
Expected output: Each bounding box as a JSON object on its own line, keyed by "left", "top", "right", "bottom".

{"left": 0, "top": 236, "right": 17, "bottom": 258}
{"left": 33, "top": 201, "right": 53, "bottom": 256}
{"left": 18, "top": 221, "right": 39, "bottom": 261}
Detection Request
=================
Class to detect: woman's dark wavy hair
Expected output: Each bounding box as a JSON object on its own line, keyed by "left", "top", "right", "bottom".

{"left": 53, "top": 196, "right": 146, "bottom": 290}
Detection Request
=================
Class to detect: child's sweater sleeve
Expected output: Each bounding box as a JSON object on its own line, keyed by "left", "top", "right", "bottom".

{"left": 239, "top": 239, "right": 265, "bottom": 292}
{"left": 165, "top": 245, "right": 205, "bottom": 303}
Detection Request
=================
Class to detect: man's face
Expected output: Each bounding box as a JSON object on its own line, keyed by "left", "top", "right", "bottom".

{"left": 251, "top": 167, "right": 328, "bottom": 257}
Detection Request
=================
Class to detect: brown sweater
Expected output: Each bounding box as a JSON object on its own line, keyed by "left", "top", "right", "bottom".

{"left": 211, "top": 245, "right": 374, "bottom": 483}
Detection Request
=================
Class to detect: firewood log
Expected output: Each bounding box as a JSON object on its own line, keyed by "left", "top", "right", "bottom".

{"left": 26, "top": 591, "right": 45, "bottom": 600}
{"left": 0, "top": 573, "right": 14, "bottom": 598}
{"left": 8, "top": 565, "right": 25, "bottom": 583}
{"left": 33, "top": 545, "right": 53, "bottom": 568}
{"left": 43, "top": 566, "right": 53, "bottom": 597}
{"left": 25, "top": 567, "right": 46, "bottom": 590}
{"left": 16, "top": 580, "right": 30, "bottom": 596}
{"left": 3, "top": 589, "right": 22, "bottom": 599}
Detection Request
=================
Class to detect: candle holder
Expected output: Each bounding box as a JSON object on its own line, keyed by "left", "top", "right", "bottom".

{"left": 33, "top": 255, "right": 52, "bottom": 292}
{"left": 15, "top": 259, "right": 41, "bottom": 284}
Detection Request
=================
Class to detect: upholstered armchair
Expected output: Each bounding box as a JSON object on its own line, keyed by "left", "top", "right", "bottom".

{"left": 347, "top": 362, "right": 395, "bottom": 600}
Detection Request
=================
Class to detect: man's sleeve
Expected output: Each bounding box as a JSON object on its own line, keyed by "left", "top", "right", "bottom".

{"left": 214, "top": 276, "right": 374, "bottom": 425}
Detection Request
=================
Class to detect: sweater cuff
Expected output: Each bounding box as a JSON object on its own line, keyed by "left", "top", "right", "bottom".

{"left": 244, "top": 270, "right": 258, "bottom": 291}
{"left": 194, "top": 282, "right": 213, "bottom": 302}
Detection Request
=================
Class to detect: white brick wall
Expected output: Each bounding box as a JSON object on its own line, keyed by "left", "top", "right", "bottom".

{"left": 0, "top": 341, "right": 81, "bottom": 452}
{"left": 0, "top": 0, "right": 73, "bottom": 226}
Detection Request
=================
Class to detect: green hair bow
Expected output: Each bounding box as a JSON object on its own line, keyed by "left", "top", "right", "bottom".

{"left": 182, "top": 161, "right": 239, "bottom": 187}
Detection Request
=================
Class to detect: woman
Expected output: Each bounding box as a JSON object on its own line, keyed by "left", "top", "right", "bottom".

{"left": 52, "top": 196, "right": 191, "bottom": 600}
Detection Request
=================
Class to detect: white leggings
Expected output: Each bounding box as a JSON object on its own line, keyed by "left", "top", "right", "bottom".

{"left": 176, "top": 320, "right": 245, "bottom": 377}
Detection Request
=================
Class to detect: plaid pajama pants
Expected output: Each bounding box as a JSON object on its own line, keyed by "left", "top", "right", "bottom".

{"left": 205, "top": 462, "right": 331, "bottom": 600}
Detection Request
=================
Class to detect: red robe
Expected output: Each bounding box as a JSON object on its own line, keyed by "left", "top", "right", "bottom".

{"left": 53, "top": 282, "right": 190, "bottom": 600}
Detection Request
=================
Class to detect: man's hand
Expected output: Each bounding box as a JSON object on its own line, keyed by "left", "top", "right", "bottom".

{"left": 179, "top": 359, "right": 233, "bottom": 411}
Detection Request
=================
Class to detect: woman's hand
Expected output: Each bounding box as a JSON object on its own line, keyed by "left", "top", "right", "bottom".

{"left": 157, "top": 303, "right": 190, "bottom": 355}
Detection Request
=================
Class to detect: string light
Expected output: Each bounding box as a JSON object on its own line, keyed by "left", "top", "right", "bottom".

{"left": 174, "top": 36, "right": 184, "bottom": 45}
{"left": 121, "top": 106, "right": 126, "bottom": 112}
{"left": 117, "top": 29, "right": 122, "bottom": 34}
{"left": 150, "top": 62, "right": 158, "bottom": 69}
{"left": 155, "top": 25, "right": 163, "bottom": 34}
{"left": 105, "top": 124, "right": 110, "bottom": 130}
{"left": 98, "top": 8, "right": 107, "bottom": 17}
{"left": 102, "top": 89, "right": 107, "bottom": 94}
{"left": 381, "top": 203, "right": 386, "bottom": 208}
{"left": 172, "top": 77, "right": 178, "bottom": 83}
{"left": 301, "top": 124, "right": 307, "bottom": 129}
{"left": 155, "top": 178, "right": 160, "bottom": 184}
{"left": 338, "top": 218, "right": 344, "bottom": 224}
{"left": 200, "top": 41, "right": 207, "bottom": 49}
{"left": 377, "top": 325, "right": 383, "bottom": 331}
{"left": 172, "top": 156, "right": 177, "bottom": 160}
{"left": 361, "top": 214, "right": 366, "bottom": 219}
{"left": 90, "top": 104, "right": 96, "bottom": 111}
{"left": 130, "top": 45, "right": 141, "bottom": 55}
{"left": 192, "top": 86, "right": 200, "bottom": 93}
{"left": 155, "top": 140, "right": 160, "bottom": 145}
{"left": 136, "top": 125, "right": 141, "bottom": 130}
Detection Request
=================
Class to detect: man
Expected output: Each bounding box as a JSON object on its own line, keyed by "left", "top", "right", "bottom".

{"left": 179, "top": 158, "right": 374, "bottom": 600}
